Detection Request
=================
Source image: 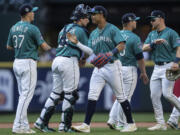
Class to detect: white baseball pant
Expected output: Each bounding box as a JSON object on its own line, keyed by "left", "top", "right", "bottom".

{"left": 150, "top": 62, "right": 180, "bottom": 124}
{"left": 13, "top": 59, "right": 37, "bottom": 131}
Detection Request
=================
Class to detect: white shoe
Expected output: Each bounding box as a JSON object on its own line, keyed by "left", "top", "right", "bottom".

{"left": 12, "top": 129, "right": 36, "bottom": 134}
{"left": 121, "top": 123, "right": 137, "bottom": 132}
{"left": 12, "top": 129, "right": 24, "bottom": 134}
{"left": 148, "top": 123, "right": 167, "bottom": 131}
{"left": 23, "top": 129, "right": 36, "bottom": 134}
{"left": 71, "top": 123, "right": 90, "bottom": 133}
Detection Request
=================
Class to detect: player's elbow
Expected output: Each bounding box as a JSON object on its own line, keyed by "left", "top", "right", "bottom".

{"left": 41, "top": 42, "right": 51, "bottom": 51}
{"left": 117, "top": 42, "right": 125, "bottom": 51}
{"left": 7, "top": 45, "right": 13, "bottom": 50}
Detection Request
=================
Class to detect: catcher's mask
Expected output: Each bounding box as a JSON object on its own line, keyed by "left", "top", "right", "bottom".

{"left": 70, "top": 4, "right": 91, "bottom": 21}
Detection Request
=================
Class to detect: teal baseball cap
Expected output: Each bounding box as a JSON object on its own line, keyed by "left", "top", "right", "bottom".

{"left": 19, "top": 3, "right": 39, "bottom": 16}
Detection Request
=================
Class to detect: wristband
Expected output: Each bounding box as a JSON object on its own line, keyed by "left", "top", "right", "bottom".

{"left": 111, "top": 48, "right": 119, "bottom": 55}
{"left": 150, "top": 42, "right": 156, "bottom": 49}
{"left": 174, "top": 57, "right": 180, "bottom": 64}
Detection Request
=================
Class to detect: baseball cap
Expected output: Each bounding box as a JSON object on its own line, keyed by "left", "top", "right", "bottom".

{"left": 89, "top": 5, "right": 108, "bottom": 18}
{"left": 19, "top": 3, "right": 39, "bottom": 16}
{"left": 122, "top": 13, "right": 140, "bottom": 24}
{"left": 147, "top": 10, "right": 165, "bottom": 19}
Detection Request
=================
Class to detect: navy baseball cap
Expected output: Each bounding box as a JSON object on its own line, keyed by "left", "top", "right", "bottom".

{"left": 19, "top": 4, "right": 38, "bottom": 16}
{"left": 147, "top": 10, "right": 165, "bottom": 19}
{"left": 89, "top": 5, "right": 108, "bottom": 18}
{"left": 122, "top": 13, "right": 140, "bottom": 24}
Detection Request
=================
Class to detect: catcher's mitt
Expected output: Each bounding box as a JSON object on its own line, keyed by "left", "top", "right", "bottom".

{"left": 91, "top": 53, "right": 112, "bottom": 68}
{"left": 166, "top": 68, "right": 180, "bottom": 81}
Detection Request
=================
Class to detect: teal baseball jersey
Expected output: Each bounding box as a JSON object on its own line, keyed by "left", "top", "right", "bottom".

{"left": 7, "top": 21, "right": 44, "bottom": 60}
{"left": 88, "top": 23, "right": 125, "bottom": 60}
{"left": 56, "top": 23, "right": 88, "bottom": 59}
{"left": 120, "top": 30, "right": 142, "bottom": 66}
{"left": 144, "top": 27, "right": 180, "bottom": 62}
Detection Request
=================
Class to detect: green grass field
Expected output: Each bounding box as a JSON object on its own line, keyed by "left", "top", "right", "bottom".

{"left": 0, "top": 112, "right": 179, "bottom": 135}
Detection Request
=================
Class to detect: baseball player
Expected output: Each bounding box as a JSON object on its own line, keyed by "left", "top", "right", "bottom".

{"left": 107, "top": 13, "right": 149, "bottom": 130}
{"left": 167, "top": 97, "right": 180, "bottom": 130}
{"left": 68, "top": 5, "right": 137, "bottom": 133}
{"left": 34, "top": 4, "right": 90, "bottom": 132}
{"left": 6, "top": 4, "right": 51, "bottom": 134}
{"left": 142, "top": 10, "right": 180, "bottom": 130}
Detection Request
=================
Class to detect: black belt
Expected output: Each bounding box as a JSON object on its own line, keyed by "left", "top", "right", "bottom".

{"left": 155, "top": 61, "right": 171, "bottom": 65}
{"left": 109, "top": 60, "right": 114, "bottom": 63}
{"left": 64, "top": 56, "right": 71, "bottom": 58}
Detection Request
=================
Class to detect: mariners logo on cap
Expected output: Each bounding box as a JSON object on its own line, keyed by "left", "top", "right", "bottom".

{"left": 25, "top": 8, "right": 30, "bottom": 12}
{"left": 128, "top": 17, "right": 133, "bottom": 21}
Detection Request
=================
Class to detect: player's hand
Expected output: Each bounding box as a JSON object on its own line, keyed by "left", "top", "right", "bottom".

{"left": 171, "top": 63, "right": 179, "bottom": 71}
{"left": 79, "top": 59, "right": 86, "bottom": 67}
{"left": 140, "top": 73, "right": 149, "bottom": 84}
{"left": 154, "top": 39, "right": 166, "bottom": 44}
{"left": 66, "top": 33, "right": 78, "bottom": 44}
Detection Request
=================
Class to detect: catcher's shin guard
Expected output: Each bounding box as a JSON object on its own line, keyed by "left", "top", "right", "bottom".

{"left": 63, "top": 107, "right": 74, "bottom": 132}
{"left": 62, "top": 90, "right": 79, "bottom": 131}
{"left": 40, "top": 91, "right": 64, "bottom": 125}
{"left": 41, "top": 106, "right": 55, "bottom": 126}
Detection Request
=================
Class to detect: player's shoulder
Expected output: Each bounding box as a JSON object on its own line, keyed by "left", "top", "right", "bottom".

{"left": 90, "top": 28, "right": 98, "bottom": 37}
{"left": 148, "top": 30, "right": 156, "bottom": 36}
{"left": 29, "top": 24, "right": 39, "bottom": 30}
{"left": 74, "top": 24, "right": 87, "bottom": 33}
{"left": 108, "top": 23, "right": 119, "bottom": 30}
{"left": 166, "top": 27, "right": 178, "bottom": 34}
{"left": 28, "top": 24, "right": 41, "bottom": 34}
{"left": 131, "top": 32, "right": 140, "bottom": 40}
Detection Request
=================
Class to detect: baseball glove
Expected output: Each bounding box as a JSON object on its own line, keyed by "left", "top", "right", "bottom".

{"left": 91, "top": 53, "right": 112, "bottom": 68}
{"left": 166, "top": 68, "right": 180, "bottom": 81}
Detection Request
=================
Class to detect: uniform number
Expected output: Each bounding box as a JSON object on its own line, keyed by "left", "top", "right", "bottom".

{"left": 13, "top": 35, "right": 24, "bottom": 48}
{"left": 120, "top": 49, "right": 125, "bottom": 56}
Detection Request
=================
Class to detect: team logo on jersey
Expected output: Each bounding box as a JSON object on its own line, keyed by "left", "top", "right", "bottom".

{"left": 92, "top": 36, "right": 112, "bottom": 46}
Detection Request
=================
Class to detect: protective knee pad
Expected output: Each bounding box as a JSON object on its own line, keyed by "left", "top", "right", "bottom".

{"left": 64, "top": 90, "right": 79, "bottom": 105}
{"left": 50, "top": 91, "right": 64, "bottom": 105}
{"left": 63, "top": 107, "right": 74, "bottom": 132}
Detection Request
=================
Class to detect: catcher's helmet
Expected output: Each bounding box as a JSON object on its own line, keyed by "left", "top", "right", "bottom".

{"left": 70, "top": 4, "right": 91, "bottom": 21}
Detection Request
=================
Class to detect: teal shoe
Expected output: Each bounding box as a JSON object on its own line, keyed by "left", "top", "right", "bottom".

{"left": 34, "top": 122, "right": 56, "bottom": 132}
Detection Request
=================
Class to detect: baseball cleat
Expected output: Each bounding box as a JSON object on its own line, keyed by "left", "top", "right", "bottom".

{"left": 167, "top": 120, "right": 179, "bottom": 130}
{"left": 107, "top": 122, "right": 116, "bottom": 130}
{"left": 71, "top": 123, "right": 90, "bottom": 133}
{"left": 34, "top": 122, "right": 56, "bottom": 132}
{"left": 120, "top": 123, "right": 137, "bottom": 132}
{"left": 148, "top": 123, "right": 167, "bottom": 131}
{"left": 115, "top": 125, "right": 124, "bottom": 131}
{"left": 12, "top": 128, "right": 36, "bottom": 134}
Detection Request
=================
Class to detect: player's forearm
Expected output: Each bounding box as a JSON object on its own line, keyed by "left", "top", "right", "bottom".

{"left": 174, "top": 46, "right": 180, "bottom": 64}
{"left": 116, "top": 42, "right": 125, "bottom": 52}
{"left": 137, "top": 59, "right": 146, "bottom": 74}
{"left": 176, "top": 46, "right": 180, "bottom": 58}
{"left": 41, "top": 42, "right": 51, "bottom": 51}
{"left": 142, "top": 44, "right": 152, "bottom": 52}
{"left": 7, "top": 45, "right": 13, "bottom": 50}
{"left": 77, "top": 42, "right": 93, "bottom": 56}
